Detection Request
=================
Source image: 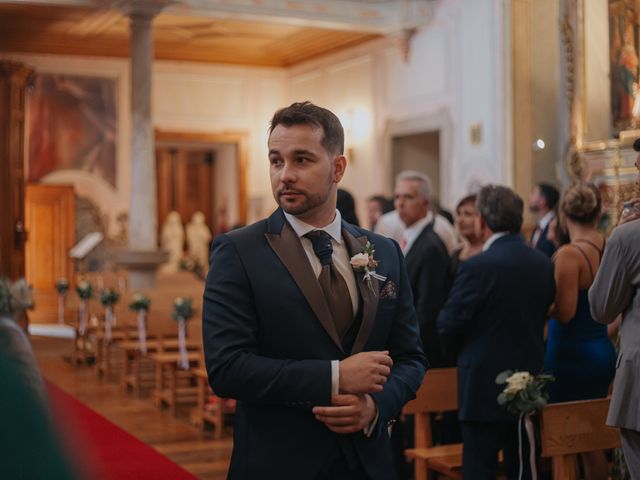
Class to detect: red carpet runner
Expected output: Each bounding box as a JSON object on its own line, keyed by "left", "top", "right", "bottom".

{"left": 46, "top": 382, "right": 197, "bottom": 480}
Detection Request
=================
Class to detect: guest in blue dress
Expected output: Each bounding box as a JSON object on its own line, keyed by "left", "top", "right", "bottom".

{"left": 545, "top": 182, "right": 616, "bottom": 479}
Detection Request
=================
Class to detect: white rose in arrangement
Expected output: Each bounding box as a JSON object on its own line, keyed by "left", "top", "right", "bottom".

{"left": 174, "top": 297, "right": 184, "bottom": 306}
{"left": 505, "top": 371, "right": 531, "bottom": 394}
{"left": 350, "top": 253, "right": 370, "bottom": 268}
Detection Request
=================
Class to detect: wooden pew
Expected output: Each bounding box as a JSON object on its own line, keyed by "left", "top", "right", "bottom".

{"left": 190, "top": 368, "right": 235, "bottom": 438}
{"left": 540, "top": 397, "right": 621, "bottom": 479}
{"left": 403, "top": 368, "right": 462, "bottom": 480}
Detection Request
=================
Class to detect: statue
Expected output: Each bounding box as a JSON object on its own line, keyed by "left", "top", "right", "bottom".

{"left": 186, "top": 211, "right": 212, "bottom": 271}
{"left": 160, "top": 211, "right": 184, "bottom": 273}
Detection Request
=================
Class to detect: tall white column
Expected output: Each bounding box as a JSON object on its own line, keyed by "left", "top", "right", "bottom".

{"left": 129, "top": 11, "right": 156, "bottom": 251}
{"left": 116, "top": 3, "right": 167, "bottom": 289}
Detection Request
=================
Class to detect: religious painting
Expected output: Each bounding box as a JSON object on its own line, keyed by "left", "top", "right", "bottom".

{"left": 28, "top": 73, "right": 117, "bottom": 186}
{"left": 609, "top": 0, "right": 640, "bottom": 132}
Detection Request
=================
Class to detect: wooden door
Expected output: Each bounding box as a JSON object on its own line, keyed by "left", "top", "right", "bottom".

{"left": 156, "top": 147, "right": 214, "bottom": 233}
{"left": 25, "top": 184, "right": 75, "bottom": 322}
{"left": 0, "top": 61, "right": 33, "bottom": 280}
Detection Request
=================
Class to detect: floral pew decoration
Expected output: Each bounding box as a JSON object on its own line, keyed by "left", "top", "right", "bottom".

{"left": 55, "top": 278, "right": 69, "bottom": 324}
{"left": 129, "top": 293, "right": 151, "bottom": 354}
{"left": 496, "top": 370, "right": 554, "bottom": 480}
{"left": 76, "top": 281, "right": 94, "bottom": 336}
{"left": 0, "top": 278, "right": 35, "bottom": 323}
{"left": 172, "top": 297, "right": 193, "bottom": 370}
{"left": 99, "top": 288, "right": 120, "bottom": 343}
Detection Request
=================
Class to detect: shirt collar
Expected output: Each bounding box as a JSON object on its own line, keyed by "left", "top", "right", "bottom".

{"left": 403, "top": 211, "right": 433, "bottom": 239}
{"left": 283, "top": 209, "right": 343, "bottom": 244}
{"left": 482, "top": 231, "right": 509, "bottom": 252}
{"left": 539, "top": 210, "right": 555, "bottom": 230}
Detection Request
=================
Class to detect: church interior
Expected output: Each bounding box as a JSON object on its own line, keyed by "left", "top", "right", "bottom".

{"left": 1, "top": 0, "right": 639, "bottom": 478}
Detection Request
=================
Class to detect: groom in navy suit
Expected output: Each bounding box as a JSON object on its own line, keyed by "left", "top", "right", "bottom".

{"left": 438, "top": 185, "right": 555, "bottom": 479}
{"left": 202, "top": 101, "right": 426, "bottom": 480}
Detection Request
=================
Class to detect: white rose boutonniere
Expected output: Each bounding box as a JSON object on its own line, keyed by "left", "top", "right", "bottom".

{"left": 350, "top": 241, "right": 387, "bottom": 293}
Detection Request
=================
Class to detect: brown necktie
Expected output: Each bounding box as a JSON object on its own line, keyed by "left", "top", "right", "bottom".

{"left": 305, "top": 231, "right": 354, "bottom": 339}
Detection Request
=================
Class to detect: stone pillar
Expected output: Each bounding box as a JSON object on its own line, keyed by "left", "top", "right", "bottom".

{"left": 115, "top": 3, "right": 167, "bottom": 288}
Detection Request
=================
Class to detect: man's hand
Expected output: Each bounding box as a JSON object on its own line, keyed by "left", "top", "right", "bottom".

{"left": 339, "top": 351, "right": 393, "bottom": 394}
{"left": 312, "top": 394, "right": 377, "bottom": 434}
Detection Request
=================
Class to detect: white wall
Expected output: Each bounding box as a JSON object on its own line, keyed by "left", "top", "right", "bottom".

{"left": 287, "top": 0, "right": 510, "bottom": 217}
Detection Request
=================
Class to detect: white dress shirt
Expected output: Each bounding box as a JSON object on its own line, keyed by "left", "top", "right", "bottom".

{"left": 376, "top": 209, "right": 458, "bottom": 254}
{"left": 401, "top": 213, "right": 433, "bottom": 255}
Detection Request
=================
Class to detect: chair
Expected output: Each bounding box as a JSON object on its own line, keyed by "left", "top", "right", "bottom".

{"left": 540, "top": 397, "right": 621, "bottom": 479}
{"left": 403, "top": 367, "right": 462, "bottom": 480}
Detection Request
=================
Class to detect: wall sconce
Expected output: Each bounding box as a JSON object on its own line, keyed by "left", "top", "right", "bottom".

{"left": 340, "top": 108, "right": 356, "bottom": 163}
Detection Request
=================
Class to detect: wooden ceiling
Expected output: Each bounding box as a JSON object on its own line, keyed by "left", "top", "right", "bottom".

{"left": 0, "top": 4, "right": 382, "bottom": 67}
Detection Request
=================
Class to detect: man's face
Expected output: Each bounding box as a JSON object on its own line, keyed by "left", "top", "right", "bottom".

{"left": 269, "top": 123, "right": 345, "bottom": 225}
{"left": 528, "top": 187, "right": 543, "bottom": 213}
{"left": 394, "top": 179, "right": 429, "bottom": 227}
{"left": 456, "top": 202, "right": 479, "bottom": 241}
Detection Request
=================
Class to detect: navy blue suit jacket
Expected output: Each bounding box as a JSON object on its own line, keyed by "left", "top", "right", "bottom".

{"left": 533, "top": 222, "right": 556, "bottom": 258}
{"left": 437, "top": 233, "right": 555, "bottom": 422}
{"left": 202, "top": 209, "right": 426, "bottom": 479}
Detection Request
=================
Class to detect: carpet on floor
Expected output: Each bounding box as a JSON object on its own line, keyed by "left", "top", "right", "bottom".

{"left": 46, "top": 381, "right": 197, "bottom": 480}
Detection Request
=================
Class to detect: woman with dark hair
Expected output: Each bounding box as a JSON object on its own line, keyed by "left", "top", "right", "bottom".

{"left": 450, "top": 194, "right": 483, "bottom": 273}
{"left": 545, "top": 183, "right": 616, "bottom": 479}
{"left": 336, "top": 188, "right": 359, "bottom": 226}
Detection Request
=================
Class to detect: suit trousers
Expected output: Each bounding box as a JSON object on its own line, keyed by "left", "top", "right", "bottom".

{"left": 461, "top": 420, "right": 537, "bottom": 480}
{"left": 621, "top": 428, "right": 640, "bottom": 480}
{"left": 314, "top": 444, "right": 368, "bottom": 480}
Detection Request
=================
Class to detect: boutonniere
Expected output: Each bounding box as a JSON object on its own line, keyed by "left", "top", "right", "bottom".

{"left": 350, "top": 241, "right": 387, "bottom": 293}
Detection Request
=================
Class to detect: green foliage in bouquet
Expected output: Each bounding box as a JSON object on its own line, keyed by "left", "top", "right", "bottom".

{"left": 55, "top": 278, "right": 69, "bottom": 295}
{"left": 128, "top": 293, "right": 151, "bottom": 312}
{"left": 99, "top": 288, "right": 120, "bottom": 307}
{"left": 172, "top": 297, "right": 194, "bottom": 321}
{"left": 76, "top": 281, "right": 94, "bottom": 300}
{"left": 496, "top": 370, "right": 555, "bottom": 416}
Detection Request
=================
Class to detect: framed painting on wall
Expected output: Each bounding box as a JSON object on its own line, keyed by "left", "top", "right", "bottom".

{"left": 609, "top": 0, "right": 640, "bottom": 133}
{"left": 28, "top": 73, "right": 117, "bottom": 187}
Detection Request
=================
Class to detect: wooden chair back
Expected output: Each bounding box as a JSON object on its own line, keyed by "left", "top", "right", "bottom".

{"left": 540, "top": 397, "right": 621, "bottom": 480}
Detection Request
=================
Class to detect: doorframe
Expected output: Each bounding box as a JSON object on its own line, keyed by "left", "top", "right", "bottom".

{"left": 154, "top": 130, "right": 249, "bottom": 226}
{"left": 382, "top": 108, "right": 453, "bottom": 207}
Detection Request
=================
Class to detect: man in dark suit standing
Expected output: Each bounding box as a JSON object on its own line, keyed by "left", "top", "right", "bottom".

{"left": 202, "top": 101, "right": 426, "bottom": 480}
{"left": 437, "top": 185, "right": 555, "bottom": 479}
{"left": 528, "top": 182, "right": 559, "bottom": 257}
{"left": 394, "top": 170, "right": 452, "bottom": 368}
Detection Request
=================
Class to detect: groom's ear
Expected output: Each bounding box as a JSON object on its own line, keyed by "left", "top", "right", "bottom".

{"left": 333, "top": 155, "right": 346, "bottom": 183}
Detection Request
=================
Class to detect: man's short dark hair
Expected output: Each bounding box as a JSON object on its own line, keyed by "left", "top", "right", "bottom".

{"left": 269, "top": 101, "right": 344, "bottom": 156}
{"left": 477, "top": 185, "right": 524, "bottom": 233}
{"left": 537, "top": 183, "right": 560, "bottom": 210}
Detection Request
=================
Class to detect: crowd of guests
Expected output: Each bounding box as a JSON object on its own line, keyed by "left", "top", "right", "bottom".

{"left": 337, "top": 173, "right": 628, "bottom": 479}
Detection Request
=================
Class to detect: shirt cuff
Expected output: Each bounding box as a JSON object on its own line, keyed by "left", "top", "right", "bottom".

{"left": 331, "top": 360, "right": 339, "bottom": 396}
{"left": 363, "top": 407, "right": 379, "bottom": 438}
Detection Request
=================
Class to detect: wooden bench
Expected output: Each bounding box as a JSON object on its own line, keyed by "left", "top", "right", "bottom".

{"left": 121, "top": 338, "right": 201, "bottom": 396}
{"left": 540, "top": 397, "right": 621, "bottom": 479}
{"left": 151, "top": 350, "right": 203, "bottom": 416}
{"left": 403, "top": 367, "right": 462, "bottom": 480}
{"left": 190, "top": 368, "right": 235, "bottom": 438}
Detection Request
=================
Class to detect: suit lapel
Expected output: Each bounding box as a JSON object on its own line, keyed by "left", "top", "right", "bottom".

{"left": 265, "top": 215, "right": 343, "bottom": 352}
{"left": 342, "top": 227, "right": 379, "bottom": 354}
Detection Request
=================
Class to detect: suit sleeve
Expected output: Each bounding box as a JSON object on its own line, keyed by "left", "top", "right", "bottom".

{"left": 202, "top": 235, "right": 332, "bottom": 406}
{"left": 437, "top": 261, "right": 482, "bottom": 350}
{"left": 589, "top": 231, "right": 632, "bottom": 325}
{"left": 412, "top": 241, "right": 452, "bottom": 365}
{"left": 370, "top": 240, "right": 428, "bottom": 437}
